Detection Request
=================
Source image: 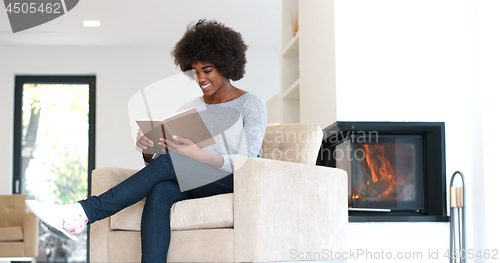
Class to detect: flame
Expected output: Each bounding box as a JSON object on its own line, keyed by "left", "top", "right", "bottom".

{"left": 362, "top": 144, "right": 397, "bottom": 198}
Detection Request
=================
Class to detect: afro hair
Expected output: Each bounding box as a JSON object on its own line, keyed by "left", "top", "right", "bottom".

{"left": 172, "top": 19, "right": 248, "bottom": 81}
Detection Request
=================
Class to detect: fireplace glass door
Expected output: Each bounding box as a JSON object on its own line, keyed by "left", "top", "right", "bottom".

{"left": 346, "top": 135, "right": 425, "bottom": 210}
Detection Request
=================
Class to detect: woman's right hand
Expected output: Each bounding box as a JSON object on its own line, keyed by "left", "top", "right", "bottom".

{"left": 136, "top": 128, "right": 154, "bottom": 150}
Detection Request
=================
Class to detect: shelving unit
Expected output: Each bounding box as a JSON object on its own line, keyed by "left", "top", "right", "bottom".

{"left": 282, "top": 78, "right": 300, "bottom": 100}
{"left": 280, "top": 0, "right": 300, "bottom": 123}
{"left": 281, "top": 31, "right": 299, "bottom": 57}
{"left": 278, "top": 0, "right": 336, "bottom": 128}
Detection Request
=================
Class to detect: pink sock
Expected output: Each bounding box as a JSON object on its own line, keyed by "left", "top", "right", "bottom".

{"left": 62, "top": 203, "right": 88, "bottom": 234}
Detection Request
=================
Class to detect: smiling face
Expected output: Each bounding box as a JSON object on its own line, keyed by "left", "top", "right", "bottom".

{"left": 191, "top": 61, "right": 232, "bottom": 103}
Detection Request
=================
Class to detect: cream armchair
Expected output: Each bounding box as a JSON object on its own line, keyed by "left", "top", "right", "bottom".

{"left": 0, "top": 194, "right": 39, "bottom": 260}
{"left": 90, "top": 123, "right": 348, "bottom": 262}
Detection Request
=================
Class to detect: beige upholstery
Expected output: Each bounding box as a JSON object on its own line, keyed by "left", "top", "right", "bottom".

{"left": 90, "top": 123, "right": 348, "bottom": 262}
{"left": 109, "top": 201, "right": 144, "bottom": 231}
{"left": 170, "top": 193, "right": 234, "bottom": 231}
{"left": 109, "top": 193, "right": 234, "bottom": 232}
{"left": 0, "top": 226, "right": 23, "bottom": 241}
{"left": 261, "top": 123, "right": 324, "bottom": 165}
{"left": 233, "top": 158, "right": 347, "bottom": 262}
{"left": 0, "top": 194, "right": 39, "bottom": 258}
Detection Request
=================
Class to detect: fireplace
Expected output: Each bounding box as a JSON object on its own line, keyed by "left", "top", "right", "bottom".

{"left": 344, "top": 135, "right": 425, "bottom": 210}
{"left": 318, "top": 122, "right": 449, "bottom": 222}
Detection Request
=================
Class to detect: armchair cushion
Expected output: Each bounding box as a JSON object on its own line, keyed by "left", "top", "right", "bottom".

{"left": 170, "top": 193, "right": 233, "bottom": 231}
{"left": 0, "top": 194, "right": 38, "bottom": 257}
{"left": 0, "top": 226, "right": 23, "bottom": 241}
{"left": 109, "top": 193, "right": 234, "bottom": 231}
{"left": 261, "top": 123, "right": 323, "bottom": 165}
{"left": 0, "top": 242, "right": 25, "bottom": 257}
{"left": 0, "top": 194, "right": 27, "bottom": 227}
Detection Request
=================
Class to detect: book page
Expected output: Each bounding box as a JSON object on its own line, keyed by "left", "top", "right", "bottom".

{"left": 165, "top": 108, "right": 215, "bottom": 148}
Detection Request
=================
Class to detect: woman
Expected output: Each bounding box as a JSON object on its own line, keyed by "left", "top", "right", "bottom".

{"left": 26, "top": 19, "right": 267, "bottom": 263}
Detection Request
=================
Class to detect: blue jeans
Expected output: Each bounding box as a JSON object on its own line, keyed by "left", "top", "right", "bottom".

{"left": 79, "top": 151, "right": 234, "bottom": 263}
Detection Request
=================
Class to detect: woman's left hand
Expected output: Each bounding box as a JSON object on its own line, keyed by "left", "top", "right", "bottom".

{"left": 160, "top": 135, "right": 204, "bottom": 161}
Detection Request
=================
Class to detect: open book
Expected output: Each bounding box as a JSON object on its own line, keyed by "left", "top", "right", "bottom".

{"left": 137, "top": 108, "right": 215, "bottom": 154}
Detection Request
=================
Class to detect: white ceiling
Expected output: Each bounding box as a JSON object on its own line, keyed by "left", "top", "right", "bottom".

{"left": 0, "top": 0, "right": 280, "bottom": 48}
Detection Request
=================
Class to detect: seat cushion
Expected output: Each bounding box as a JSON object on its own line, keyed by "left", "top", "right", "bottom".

{"left": 109, "top": 193, "right": 233, "bottom": 231}
{"left": 0, "top": 226, "right": 23, "bottom": 241}
{"left": 170, "top": 193, "right": 233, "bottom": 231}
{"left": 0, "top": 242, "right": 25, "bottom": 257}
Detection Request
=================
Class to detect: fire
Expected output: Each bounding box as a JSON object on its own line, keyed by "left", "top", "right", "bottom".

{"left": 351, "top": 143, "right": 417, "bottom": 204}
{"left": 362, "top": 144, "right": 397, "bottom": 198}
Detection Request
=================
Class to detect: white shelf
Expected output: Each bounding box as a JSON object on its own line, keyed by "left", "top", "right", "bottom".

{"left": 279, "top": 0, "right": 300, "bottom": 124}
{"left": 282, "top": 78, "right": 300, "bottom": 100}
{"left": 282, "top": 32, "right": 299, "bottom": 57}
{"left": 277, "top": 0, "right": 336, "bottom": 127}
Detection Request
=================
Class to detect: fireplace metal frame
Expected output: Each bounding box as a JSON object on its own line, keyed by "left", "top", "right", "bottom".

{"left": 319, "top": 122, "right": 449, "bottom": 223}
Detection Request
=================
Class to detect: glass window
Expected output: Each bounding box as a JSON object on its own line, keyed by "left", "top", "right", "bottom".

{"left": 13, "top": 76, "right": 95, "bottom": 262}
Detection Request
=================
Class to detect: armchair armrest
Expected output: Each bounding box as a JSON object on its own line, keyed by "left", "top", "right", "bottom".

{"left": 233, "top": 157, "right": 348, "bottom": 262}
{"left": 90, "top": 167, "right": 138, "bottom": 263}
{"left": 23, "top": 212, "right": 39, "bottom": 257}
{"left": 91, "top": 167, "right": 139, "bottom": 196}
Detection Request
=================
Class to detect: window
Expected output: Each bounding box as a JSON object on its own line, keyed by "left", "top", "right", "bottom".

{"left": 13, "top": 76, "right": 96, "bottom": 262}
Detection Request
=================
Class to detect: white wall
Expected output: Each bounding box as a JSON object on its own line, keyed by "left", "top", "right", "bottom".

{"left": 477, "top": 0, "right": 500, "bottom": 257}
{"left": 331, "top": 1, "right": 498, "bottom": 262}
{"left": 0, "top": 45, "right": 279, "bottom": 195}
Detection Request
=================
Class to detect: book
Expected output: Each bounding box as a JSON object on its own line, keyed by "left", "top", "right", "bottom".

{"left": 136, "top": 108, "right": 215, "bottom": 154}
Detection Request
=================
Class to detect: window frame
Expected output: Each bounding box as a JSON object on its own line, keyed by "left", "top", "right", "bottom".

{"left": 13, "top": 75, "right": 96, "bottom": 197}
{"left": 13, "top": 75, "right": 96, "bottom": 262}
